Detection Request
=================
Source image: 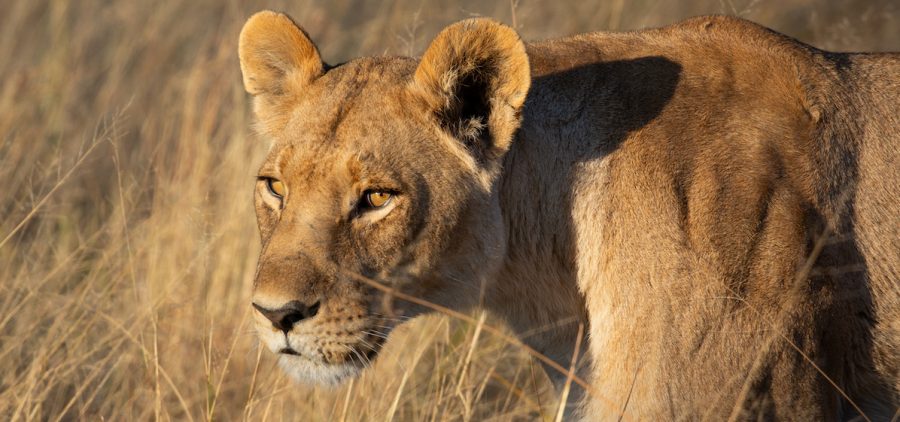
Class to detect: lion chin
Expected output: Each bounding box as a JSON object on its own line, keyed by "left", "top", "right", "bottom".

{"left": 277, "top": 355, "right": 362, "bottom": 386}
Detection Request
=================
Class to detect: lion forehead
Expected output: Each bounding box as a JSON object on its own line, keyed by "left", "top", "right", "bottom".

{"left": 263, "top": 58, "right": 421, "bottom": 150}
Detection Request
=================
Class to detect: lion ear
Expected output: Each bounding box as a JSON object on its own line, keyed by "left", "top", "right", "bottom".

{"left": 411, "top": 18, "right": 531, "bottom": 162}
{"left": 238, "top": 11, "right": 323, "bottom": 98}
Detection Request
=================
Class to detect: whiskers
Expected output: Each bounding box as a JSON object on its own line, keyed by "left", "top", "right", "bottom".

{"left": 363, "top": 312, "right": 419, "bottom": 345}
{"left": 363, "top": 329, "right": 389, "bottom": 341}
{"left": 340, "top": 343, "right": 371, "bottom": 369}
{"left": 370, "top": 312, "right": 414, "bottom": 328}
{"left": 340, "top": 327, "right": 393, "bottom": 371}
{"left": 341, "top": 339, "right": 376, "bottom": 370}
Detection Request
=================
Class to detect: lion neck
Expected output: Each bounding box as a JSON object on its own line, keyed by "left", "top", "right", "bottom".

{"left": 483, "top": 121, "right": 592, "bottom": 387}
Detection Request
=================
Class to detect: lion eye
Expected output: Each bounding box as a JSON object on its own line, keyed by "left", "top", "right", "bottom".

{"left": 364, "top": 191, "right": 392, "bottom": 208}
{"left": 266, "top": 178, "right": 286, "bottom": 198}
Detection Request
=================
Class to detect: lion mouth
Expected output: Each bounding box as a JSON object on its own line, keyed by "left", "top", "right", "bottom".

{"left": 279, "top": 347, "right": 300, "bottom": 355}
{"left": 261, "top": 320, "right": 395, "bottom": 385}
{"left": 276, "top": 341, "right": 381, "bottom": 368}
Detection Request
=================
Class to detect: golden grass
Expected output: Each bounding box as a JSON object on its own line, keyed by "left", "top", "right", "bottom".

{"left": 0, "top": 0, "right": 895, "bottom": 420}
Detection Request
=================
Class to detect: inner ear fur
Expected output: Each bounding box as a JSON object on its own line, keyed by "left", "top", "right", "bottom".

{"left": 411, "top": 18, "right": 531, "bottom": 161}
{"left": 238, "top": 11, "right": 323, "bottom": 99}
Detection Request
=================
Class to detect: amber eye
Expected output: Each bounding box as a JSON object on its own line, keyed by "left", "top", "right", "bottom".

{"left": 364, "top": 191, "right": 392, "bottom": 208}
{"left": 265, "top": 178, "right": 286, "bottom": 198}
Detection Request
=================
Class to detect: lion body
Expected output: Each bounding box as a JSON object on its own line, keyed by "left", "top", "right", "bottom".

{"left": 238, "top": 12, "right": 899, "bottom": 420}
{"left": 505, "top": 16, "right": 899, "bottom": 419}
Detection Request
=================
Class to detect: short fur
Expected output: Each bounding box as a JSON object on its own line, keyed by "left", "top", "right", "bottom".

{"left": 238, "top": 11, "right": 899, "bottom": 420}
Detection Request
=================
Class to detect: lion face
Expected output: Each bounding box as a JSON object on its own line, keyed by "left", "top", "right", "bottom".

{"left": 238, "top": 11, "right": 529, "bottom": 384}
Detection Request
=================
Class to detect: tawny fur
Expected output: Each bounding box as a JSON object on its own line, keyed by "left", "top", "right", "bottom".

{"left": 238, "top": 11, "right": 899, "bottom": 420}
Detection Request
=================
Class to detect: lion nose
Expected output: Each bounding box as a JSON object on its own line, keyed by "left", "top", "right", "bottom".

{"left": 252, "top": 301, "right": 320, "bottom": 334}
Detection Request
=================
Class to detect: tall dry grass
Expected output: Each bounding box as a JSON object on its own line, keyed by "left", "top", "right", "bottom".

{"left": 0, "top": 0, "right": 896, "bottom": 420}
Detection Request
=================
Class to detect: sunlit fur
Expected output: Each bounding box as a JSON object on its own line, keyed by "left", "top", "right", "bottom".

{"left": 239, "top": 11, "right": 899, "bottom": 420}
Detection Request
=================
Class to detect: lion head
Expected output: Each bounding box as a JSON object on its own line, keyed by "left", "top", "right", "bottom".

{"left": 238, "top": 11, "right": 530, "bottom": 384}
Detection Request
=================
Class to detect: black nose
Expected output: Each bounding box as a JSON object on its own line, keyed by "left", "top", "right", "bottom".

{"left": 252, "top": 300, "right": 320, "bottom": 334}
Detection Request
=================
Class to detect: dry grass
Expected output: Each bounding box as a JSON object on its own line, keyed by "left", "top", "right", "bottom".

{"left": 0, "top": 0, "right": 896, "bottom": 420}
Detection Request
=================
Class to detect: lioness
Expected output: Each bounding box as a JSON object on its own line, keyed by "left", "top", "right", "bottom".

{"left": 238, "top": 11, "right": 899, "bottom": 420}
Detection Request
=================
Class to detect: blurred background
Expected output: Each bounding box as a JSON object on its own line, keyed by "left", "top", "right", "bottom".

{"left": 0, "top": 0, "right": 897, "bottom": 420}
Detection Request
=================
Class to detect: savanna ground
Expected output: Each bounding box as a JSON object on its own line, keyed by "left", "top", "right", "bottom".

{"left": 0, "top": 0, "right": 897, "bottom": 420}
